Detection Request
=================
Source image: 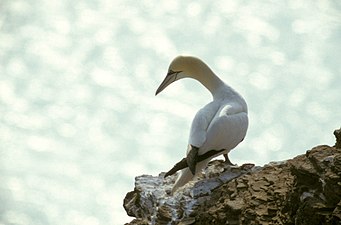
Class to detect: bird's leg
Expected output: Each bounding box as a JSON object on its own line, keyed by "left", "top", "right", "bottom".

{"left": 186, "top": 145, "right": 199, "bottom": 175}
{"left": 223, "top": 153, "right": 235, "bottom": 166}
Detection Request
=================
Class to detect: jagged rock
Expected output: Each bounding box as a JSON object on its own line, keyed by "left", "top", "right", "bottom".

{"left": 123, "top": 161, "right": 255, "bottom": 225}
{"left": 124, "top": 130, "right": 341, "bottom": 225}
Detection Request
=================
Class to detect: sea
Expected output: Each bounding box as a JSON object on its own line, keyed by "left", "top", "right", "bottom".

{"left": 0, "top": 1, "right": 340, "bottom": 224}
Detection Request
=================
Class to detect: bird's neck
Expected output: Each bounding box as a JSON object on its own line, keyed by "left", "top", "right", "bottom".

{"left": 187, "top": 58, "right": 240, "bottom": 100}
{"left": 192, "top": 64, "right": 226, "bottom": 98}
{"left": 202, "top": 73, "right": 221, "bottom": 92}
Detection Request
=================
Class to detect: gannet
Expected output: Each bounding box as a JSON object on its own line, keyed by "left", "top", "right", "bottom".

{"left": 155, "top": 56, "right": 248, "bottom": 193}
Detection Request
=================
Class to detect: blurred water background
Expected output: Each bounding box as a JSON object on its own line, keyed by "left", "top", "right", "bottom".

{"left": 0, "top": 0, "right": 340, "bottom": 224}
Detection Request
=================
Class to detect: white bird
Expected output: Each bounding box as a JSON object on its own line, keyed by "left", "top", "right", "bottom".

{"left": 155, "top": 56, "right": 248, "bottom": 193}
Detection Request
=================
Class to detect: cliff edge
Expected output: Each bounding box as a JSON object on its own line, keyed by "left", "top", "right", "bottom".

{"left": 123, "top": 129, "right": 341, "bottom": 225}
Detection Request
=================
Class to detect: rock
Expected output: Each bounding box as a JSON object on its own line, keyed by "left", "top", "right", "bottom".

{"left": 123, "top": 162, "right": 253, "bottom": 225}
{"left": 123, "top": 130, "right": 341, "bottom": 224}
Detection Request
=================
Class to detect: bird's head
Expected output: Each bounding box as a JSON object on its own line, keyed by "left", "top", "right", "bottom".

{"left": 155, "top": 56, "right": 203, "bottom": 95}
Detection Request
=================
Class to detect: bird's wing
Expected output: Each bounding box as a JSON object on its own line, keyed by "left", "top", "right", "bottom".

{"left": 187, "top": 101, "right": 221, "bottom": 151}
{"left": 200, "top": 103, "right": 248, "bottom": 154}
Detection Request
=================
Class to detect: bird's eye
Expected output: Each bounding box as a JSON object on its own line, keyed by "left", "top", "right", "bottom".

{"left": 167, "top": 70, "right": 181, "bottom": 76}
{"left": 167, "top": 69, "right": 175, "bottom": 75}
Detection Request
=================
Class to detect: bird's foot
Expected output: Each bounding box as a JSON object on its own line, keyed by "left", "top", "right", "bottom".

{"left": 186, "top": 145, "right": 199, "bottom": 175}
{"left": 223, "top": 153, "right": 237, "bottom": 166}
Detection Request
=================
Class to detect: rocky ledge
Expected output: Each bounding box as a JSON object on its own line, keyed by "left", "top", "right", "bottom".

{"left": 123, "top": 129, "right": 341, "bottom": 225}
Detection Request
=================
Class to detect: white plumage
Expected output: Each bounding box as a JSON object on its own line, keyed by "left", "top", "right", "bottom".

{"left": 155, "top": 56, "right": 248, "bottom": 193}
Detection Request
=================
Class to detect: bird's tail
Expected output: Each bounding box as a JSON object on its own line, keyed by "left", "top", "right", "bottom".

{"left": 171, "top": 158, "right": 211, "bottom": 194}
{"left": 171, "top": 168, "right": 194, "bottom": 194}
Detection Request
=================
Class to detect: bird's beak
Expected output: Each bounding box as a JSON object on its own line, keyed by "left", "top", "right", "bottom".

{"left": 155, "top": 71, "right": 181, "bottom": 95}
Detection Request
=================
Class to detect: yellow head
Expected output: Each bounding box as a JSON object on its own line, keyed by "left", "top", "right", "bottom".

{"left": 155, "top": 56, "right": 208, "bottom": 95}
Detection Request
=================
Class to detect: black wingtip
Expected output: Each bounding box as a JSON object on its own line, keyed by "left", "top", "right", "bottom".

{"left": 164, "top": 158, "right": 188, "bottom": 178}
{"left": 186, "top": 145, "right": 199, "bottom": 175}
